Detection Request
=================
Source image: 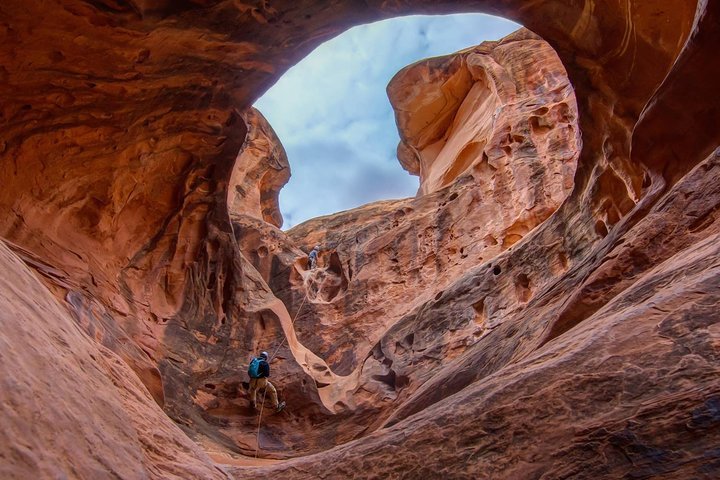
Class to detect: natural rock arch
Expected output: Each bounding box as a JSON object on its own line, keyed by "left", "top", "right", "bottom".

{"left": 2, "top": 1, "right": 720, "bottom": 478}
{"left": 0, "top": 2, "right": 703, "bottom": 281}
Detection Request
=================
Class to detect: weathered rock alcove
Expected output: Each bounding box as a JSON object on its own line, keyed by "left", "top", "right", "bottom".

{"left": 1, "top": 1, "right": 719, "bottom": 479}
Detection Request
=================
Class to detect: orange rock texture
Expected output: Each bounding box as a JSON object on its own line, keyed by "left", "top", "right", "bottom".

{"left": 228, "top": 108, "right": 290, "bottom": 228}
{"left": 1, "top": 0, "right": 720, "bottom": 479}
{"left": 0, "top": 241, "right": 229, "bottom": 479}
{"left": 390, "top": 29, "right": 577, "bottom": 197}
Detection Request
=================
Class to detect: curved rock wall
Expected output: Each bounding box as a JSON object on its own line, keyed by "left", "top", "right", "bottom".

{"left": 280, "top": 27, "right": 578, "bottom": 414}
{"left": 1, "top": 0, "right": 719, "bottom": 478}
{"left": 0, "top": 240, "right": 229, "bottom": 479}
{"left": 228, "top": 108, "right": 290, "bottom": 228}
{"left": 390, "top": 29, "right": 578, "bottom": 197}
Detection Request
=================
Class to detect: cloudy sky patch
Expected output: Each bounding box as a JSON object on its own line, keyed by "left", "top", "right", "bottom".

{"left": 255, "top": 14, "right": 519, "bottom": 229}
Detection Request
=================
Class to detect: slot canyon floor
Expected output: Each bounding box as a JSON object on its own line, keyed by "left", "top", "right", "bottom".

{"left": 1, "top": 1, "right": 720, "bottom": 479}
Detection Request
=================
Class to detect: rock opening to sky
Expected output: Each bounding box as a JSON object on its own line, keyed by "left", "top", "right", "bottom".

{"left": 254, "top": 14, "right": 520, "bottom": 229}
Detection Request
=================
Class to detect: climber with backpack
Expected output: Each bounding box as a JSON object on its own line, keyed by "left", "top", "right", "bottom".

{"left": 308, "top": 245, "right": 320, "bottom": 269}
{"left": 247, "top": 351, "right": 285, "bottom": 412}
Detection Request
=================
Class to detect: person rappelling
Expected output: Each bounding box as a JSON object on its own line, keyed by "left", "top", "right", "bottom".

{"left": 308, "top": 245, "right": 320, "bottom": 269}
{"left": 247, "top": 351, "right": 285, "bottom": 413}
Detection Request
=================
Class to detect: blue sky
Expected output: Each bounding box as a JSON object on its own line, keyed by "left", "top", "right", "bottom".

{"left": 254, "top": 14, "right": 520, "bottom": 229}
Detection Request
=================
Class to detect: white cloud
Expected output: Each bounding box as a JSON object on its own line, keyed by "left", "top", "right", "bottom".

{"left": 254, "top": 14, "right": 520, "bottom": 229}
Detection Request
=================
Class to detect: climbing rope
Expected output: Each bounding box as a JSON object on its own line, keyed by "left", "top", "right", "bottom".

{"left": 253, "top": 292, "right": 308, "bottom": 457}
{"left": 253, "top": 387, "right": 268, "bottom": 458}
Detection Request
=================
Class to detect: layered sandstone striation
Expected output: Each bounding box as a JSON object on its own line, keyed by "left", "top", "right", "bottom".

{"left": 240, "top": 143, "right": 720, "bottom": 478}
{"left": 1, "top": 0, "right": 719, "bottom": 479}
{"left": 0, "top": 240, "right": 229, "bottom": 479}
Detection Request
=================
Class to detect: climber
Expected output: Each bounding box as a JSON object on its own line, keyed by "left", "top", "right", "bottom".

{"left": 247, "top": 351, "right": 285, "bottom": 412}
{"left": 308, "top": 245, "right": 320, "bottom": 269}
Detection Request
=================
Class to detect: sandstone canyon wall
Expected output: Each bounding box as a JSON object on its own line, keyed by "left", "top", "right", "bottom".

{"left": 226, "top": 29, "right": 579, "bottom": 456}
{"left": 1, "top": 0, "right": 719, "bottom": 479}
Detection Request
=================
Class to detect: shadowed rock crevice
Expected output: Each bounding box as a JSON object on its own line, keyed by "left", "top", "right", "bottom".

{"left": 302, "top": 251, "right": 350, "bottom": 303}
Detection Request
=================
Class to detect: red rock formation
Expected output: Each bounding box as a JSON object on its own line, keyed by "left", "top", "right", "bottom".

{"left": 0, "top": 240, "right": 228, "bottom": 479}
{"left": 228, "top": 108, "right": 290, "bottom": 228}
{"left": 0, "top": 0, "right": 719, "bottom": 478}
{"left": 390, "top": 29, "right": 577, "bottom": 197}
{"left": 213, "top": 31, "right": 580, "bottom": 460}
{"left": 274, "top": 27, "right": 578, "bottom": 421}
{"left": 237, "top": 145, "right": 720, "bottom": 479}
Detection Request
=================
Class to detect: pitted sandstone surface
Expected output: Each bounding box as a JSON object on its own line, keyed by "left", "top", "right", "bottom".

{"left": 1, "top": 1, "right": 719, "bottom": 478}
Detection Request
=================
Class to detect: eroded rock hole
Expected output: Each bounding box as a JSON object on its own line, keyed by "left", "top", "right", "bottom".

{"left": 552, "top": 251, "right": 569, "bottom": 275}
{"left": 514, "top": 273, "right": 532, "bottom": 302}
{"left": 304, "top": 251, "right": 349, "bottom": 303}
{"left": 372, "top": 370, "right": 397, "bottom": 389}
{"left": 530, "top": 116, "right": 553, "bottom": 135}
{"left": 473, "top": 298, "right": 487, "bottom": 326}
{"left": 595, "top": 220, "right": 609, "bottom": 237}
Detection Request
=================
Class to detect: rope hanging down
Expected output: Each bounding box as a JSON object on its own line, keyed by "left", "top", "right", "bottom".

{"left": 254, "top": 293, "right": 308, "bottom": 458}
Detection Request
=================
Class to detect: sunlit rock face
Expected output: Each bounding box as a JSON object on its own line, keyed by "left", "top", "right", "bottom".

{"left": 278, "top": 27, "right": 578, "bottom": 412}
{"left": 224, "top": 30, "right": 579, "bottom": 459}
{"left": 390, "top": 29, "right": 578, "bottom": 197}
{"left": 1, "top": 0, "right": 720, "bottom": 478}
{"left": 228, "top": 108, "right": 290, "bottom": 228}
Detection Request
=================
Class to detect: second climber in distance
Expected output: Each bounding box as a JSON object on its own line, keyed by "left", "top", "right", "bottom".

{"left": 308, "top": 245, "right": 320, "bottom": 269}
